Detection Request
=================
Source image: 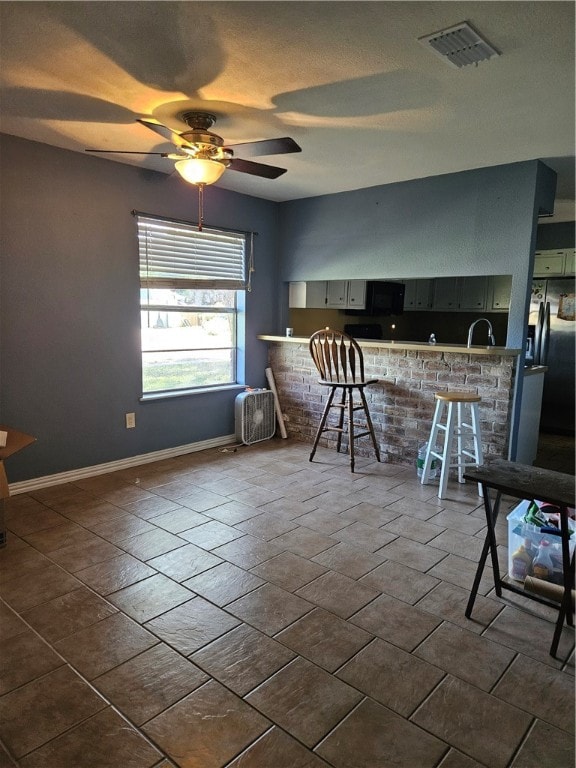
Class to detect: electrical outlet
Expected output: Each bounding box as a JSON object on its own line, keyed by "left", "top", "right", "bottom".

{"left": 125, "top": 413, "right": 136, "bottom": 429}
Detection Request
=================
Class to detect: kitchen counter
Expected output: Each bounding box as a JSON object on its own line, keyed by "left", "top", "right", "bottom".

{"left": 258, "top": 335, "right": 521, "bottom": 357}
{"left": 260, "top": 336, "right": 519, "bottom": 467}
{"left": 523, "top": 365, "right": 548, "bottom": 376}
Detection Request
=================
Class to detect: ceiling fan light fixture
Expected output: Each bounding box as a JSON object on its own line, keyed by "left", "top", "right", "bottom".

{"left": 175, "top": 158, "right": 227, "bottom": 185}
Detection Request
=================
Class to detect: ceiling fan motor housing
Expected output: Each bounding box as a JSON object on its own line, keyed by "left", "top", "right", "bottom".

{"left": 179, "top": 111, "right": 233, "bottom": 162}
{"left": 181, "top": 112, "right": 218, "bottom": 131}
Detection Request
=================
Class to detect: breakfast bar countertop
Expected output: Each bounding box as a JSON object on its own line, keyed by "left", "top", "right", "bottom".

{"left": 258, "top": 335, "right": 522, "bottom": 357}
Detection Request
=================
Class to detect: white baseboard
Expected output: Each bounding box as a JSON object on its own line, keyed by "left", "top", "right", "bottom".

{"left": 9, "top": 434, "right": 237, "bottom": 495}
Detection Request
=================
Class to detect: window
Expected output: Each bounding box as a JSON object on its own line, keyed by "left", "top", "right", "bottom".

{"left": 136, "top": 213, "right": 247, "bottom": 395}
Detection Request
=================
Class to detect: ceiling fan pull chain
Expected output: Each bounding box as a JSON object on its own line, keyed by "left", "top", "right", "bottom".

{"left": 198, "top": 183, "right": 204, "bottom": 232}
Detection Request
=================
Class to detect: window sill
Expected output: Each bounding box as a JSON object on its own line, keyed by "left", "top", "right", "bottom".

{"left": 140, "top": 384, "right": 246, "bottom": 402}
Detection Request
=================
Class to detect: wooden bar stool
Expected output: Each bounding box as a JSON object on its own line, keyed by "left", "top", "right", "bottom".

{"left": 420, "top": 392, "right": 483, "bottom": 499}
{"left": 309, "top": 328, "right": 381, "bottom": 472}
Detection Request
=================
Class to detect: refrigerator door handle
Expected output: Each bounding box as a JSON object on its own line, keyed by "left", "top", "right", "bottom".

{"left": 540, "top": 301, "right": 551, "bottom": 366}
{"left": 534, "top": 302, "right": 544, "bottom": 364}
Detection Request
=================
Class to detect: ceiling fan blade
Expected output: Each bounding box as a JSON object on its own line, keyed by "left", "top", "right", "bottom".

{"left": 228, "top": 158, "right": 287, "bottom": 179}
{"left": 136, "top": 117, "right": 188, "bottom": 147}
{"left": 85, "top": 149, "right": 172, "bottom": 156}
{"left": 226, "top": 137, "right": 301, "bottom": 158}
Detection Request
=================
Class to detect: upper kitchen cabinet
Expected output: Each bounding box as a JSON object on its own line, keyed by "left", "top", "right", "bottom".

{"left": 288, "top": 281, "right": 328, "bottom": 308}
{"left": 347, "top": 280, "right": 367, "bottom": 308}
{"left": 459, "top": 276, "right": 488, "bottom": 311}
{"left": 488, "top": 275, "right": 512, "bottom": 312}
{"left": 432, "top": 278, "right": 459, "bottom": 310}
{"left": 326, "top": 280, "right": 348, "bottom": 307}
{"left": 431, "top": 276, "right": 507, "bottom": 311}
{"left": 534, "top": 249, "right": 575, "bottom": 277}
{"left": 326, "top": 280, "right": 366, "bottom": 308}
{"left": 289, "top": 280, "right": 367, "bottom": 309}
{"left": 403, "top": 279, "right": 433, "bottom": 311}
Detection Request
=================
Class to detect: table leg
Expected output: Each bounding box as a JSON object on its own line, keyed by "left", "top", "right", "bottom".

{"left": 486, "top": 489, "right": 503, "bottom": 596}
{"left": 465, "top": 535, "right": 491, "bottom": 617}
{"left": 465, "top": 487, "right": 502, "bottom": 618}
{"left": 550, "top": 506, "right": 576, "bottom": 657}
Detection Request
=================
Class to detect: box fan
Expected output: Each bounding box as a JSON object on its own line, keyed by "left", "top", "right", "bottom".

{"left": 235, "top": 390, "right": 276, "bottom": 445}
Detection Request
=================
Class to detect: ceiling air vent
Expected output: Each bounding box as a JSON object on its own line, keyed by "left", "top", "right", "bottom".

{"left": 418, "top": 21, "right": 500, "bottom": 69}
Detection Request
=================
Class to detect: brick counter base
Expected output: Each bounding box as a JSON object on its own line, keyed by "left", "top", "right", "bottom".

{"left": 267, "top": 342, "right": 516, "bottom": 467}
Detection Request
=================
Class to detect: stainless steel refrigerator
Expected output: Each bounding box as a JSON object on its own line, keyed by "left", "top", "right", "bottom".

{"left": 528, "top": 278, "right": 575, "bottom": 435}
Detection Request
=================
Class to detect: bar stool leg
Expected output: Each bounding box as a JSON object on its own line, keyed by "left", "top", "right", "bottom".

{"left": 457, "top": 402, "right": 465, "bottom": 484}
{"left": 348, "top": 388, "right": 356, "bottom": 472}
{"left": 438, "top": 402, "right": 457, "bottom": 499}
{"left": 359, "top": 387, "right": 381, "bottom": 462}
{"left": 336, "top": 388, "right": 346, "bottom": 454}
{"left": 421, "top": 399, "right": 444, "bottom": 485}
{"left": 469, "top": 402, "right": 484, "bottom": 497}
{"left": 310, "top": 387, "right": 337, "bottom": 462}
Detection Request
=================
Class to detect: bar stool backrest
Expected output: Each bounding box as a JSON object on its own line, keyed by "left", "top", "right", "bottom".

{"left": 309, "top": 328, "right": 366, "bottom": 385}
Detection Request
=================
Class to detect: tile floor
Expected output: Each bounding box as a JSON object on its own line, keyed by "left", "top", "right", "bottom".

{"left": 0, "top": 439, "right": 574, "bottom": 768}
{"left": 534, "top": 432, "right": 575, "bottom": 476}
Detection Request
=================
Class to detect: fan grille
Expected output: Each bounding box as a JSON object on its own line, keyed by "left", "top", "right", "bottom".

{"left": 235, "top": 391, "right": 276, "bottom": 445}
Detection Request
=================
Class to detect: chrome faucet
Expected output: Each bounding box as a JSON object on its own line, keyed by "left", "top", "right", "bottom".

{"left": 467, "top": 318, "right": 495, "bottom": 347}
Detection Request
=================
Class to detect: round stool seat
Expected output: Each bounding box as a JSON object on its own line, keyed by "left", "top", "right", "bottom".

{"left": 435, "top": 392, "right": 481, "bottom": 403}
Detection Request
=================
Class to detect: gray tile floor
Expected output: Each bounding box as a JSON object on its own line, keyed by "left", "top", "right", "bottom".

{"left": 0, "top": 439, "right": 574, "bottom": 767}
{"left": 535, "top": 432, "right": 575, "bottom": 475}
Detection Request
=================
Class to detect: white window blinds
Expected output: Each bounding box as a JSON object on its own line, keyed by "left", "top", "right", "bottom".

{"left": 136, "top": 213, "right": 247, "bottom": 290}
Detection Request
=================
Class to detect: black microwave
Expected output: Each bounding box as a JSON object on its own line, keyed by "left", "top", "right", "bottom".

{"left": 345, "top": 281, "right": 405, "bottom": 316}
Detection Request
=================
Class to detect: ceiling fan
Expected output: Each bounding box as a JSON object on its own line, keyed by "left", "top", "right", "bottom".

{"left": 86, "top": 111, "right": 301, "bottom": 186}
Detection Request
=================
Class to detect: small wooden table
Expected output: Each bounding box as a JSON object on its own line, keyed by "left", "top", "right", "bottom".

{"left": 464, "top": 459, "right": 575, "bottom": 658}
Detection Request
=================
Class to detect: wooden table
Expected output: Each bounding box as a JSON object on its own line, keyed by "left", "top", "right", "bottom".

{"left": 464, "top": 459, "right": 575, "bottom": 658}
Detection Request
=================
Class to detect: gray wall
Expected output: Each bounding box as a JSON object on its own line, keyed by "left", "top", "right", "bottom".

{"left": 278, "top": 160, "right": 557, "bottom": 459}
{"left": 0, "top": 134, "right": 558, "bottom": 481}
{"left": 278, "top": 160, "right": 556, "bottom": 350}
{"left": 0, "top": 135, "right": 280, "bottom": 482}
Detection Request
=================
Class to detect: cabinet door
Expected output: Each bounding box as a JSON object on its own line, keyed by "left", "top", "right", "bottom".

{"left": 403, "top": 281, "right": 417, "bottom": 310}
{"left": 404, "top": 280, "right": 432, "bottom": 310}
{"left": 415, "top": 279, "right": 433, "bottom": 309}
{"left": 433, "top": 278, "right": 459, "bottom": 310}
{"left": 489, "top": 275, "right": 512, "bottom": 311}
{"left": 305, "top": 281, "right": 328, "bottom": 308}
{"left": 288, "top": 282, "right": 306, "bottom": 308}
{"left": 459, "top": 276, "right": 487, "bottom": 310}
{"left": 288, "top": 281, "right": 327, "bottom": 308}
{"left": 563, "top": 249, "right": 575, "bottom": 275}
{"left": 347, "top": 280, "right": 366, "bottom": 308}
{"left": 326, "top": 280, "right": 348, "bottom": 307}
{"left": 534, "top": 251, "right": 565, "bottom": 277}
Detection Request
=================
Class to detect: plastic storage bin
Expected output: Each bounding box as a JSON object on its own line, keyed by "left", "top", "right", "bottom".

{"left": 507, "top": 500, "right": 576, "bottom": 584}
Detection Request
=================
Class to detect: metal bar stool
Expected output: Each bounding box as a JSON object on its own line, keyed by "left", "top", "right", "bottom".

{"left": 420, "top": 392, "right": 483, "bottom": 499}
{"left": 309, "top": 328, "right": 381, "bottom": 472}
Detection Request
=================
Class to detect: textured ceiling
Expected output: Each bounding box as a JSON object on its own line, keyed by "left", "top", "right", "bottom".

{"left": 0, "top": 1, "right": 574, "bottom": 212}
